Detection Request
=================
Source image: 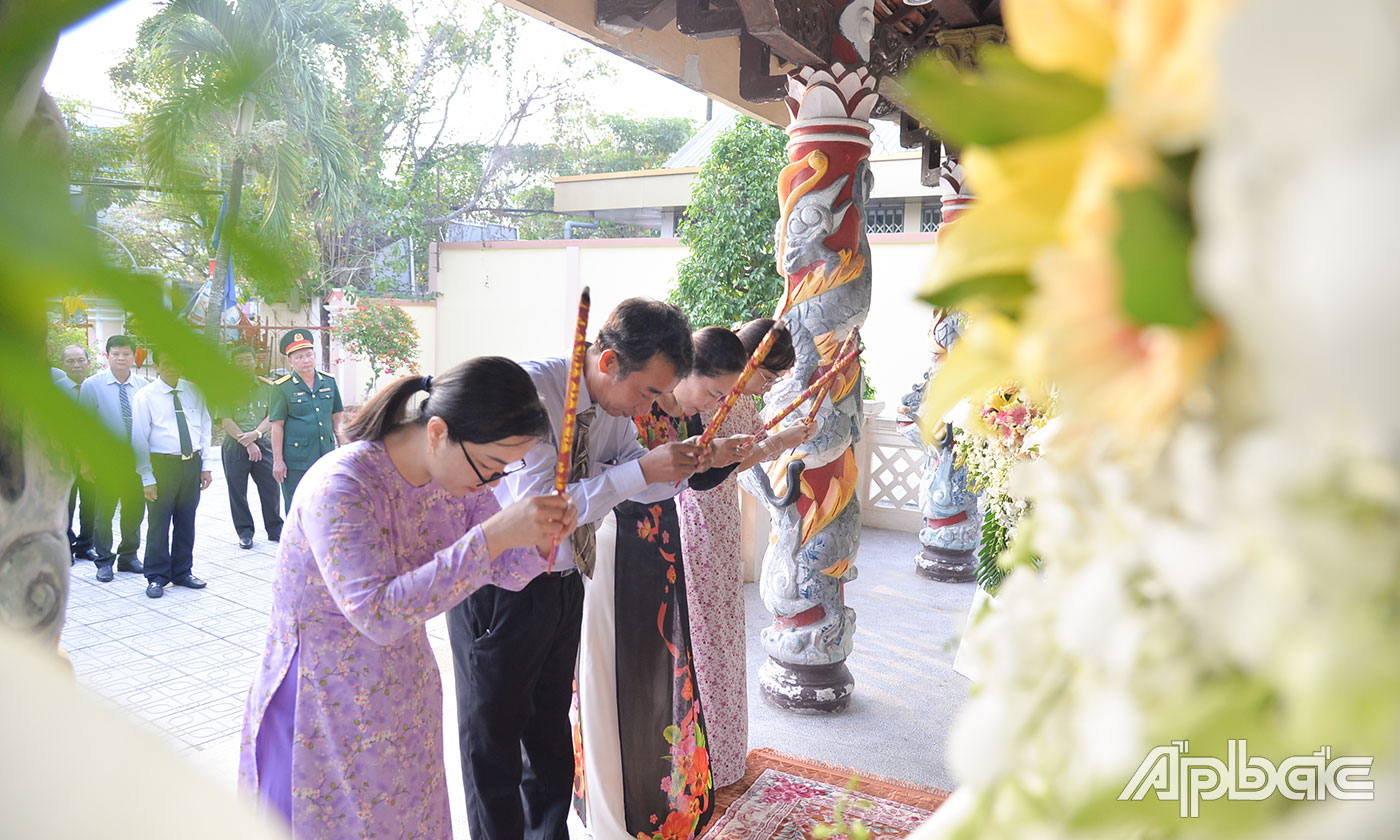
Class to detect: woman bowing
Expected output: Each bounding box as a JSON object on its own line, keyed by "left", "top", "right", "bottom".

{"left": 574, "top": 326, "right": 755, "bottom": 839}
{"left": 239, "top": 357, "right": 576, "bottom": 839}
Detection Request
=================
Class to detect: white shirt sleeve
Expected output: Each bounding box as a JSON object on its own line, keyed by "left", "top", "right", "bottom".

{"left": 131, "top": 388, "right": 155, "bottom": 486}
{"left": 197, "top": 388, "right": 216, "bottom": 471}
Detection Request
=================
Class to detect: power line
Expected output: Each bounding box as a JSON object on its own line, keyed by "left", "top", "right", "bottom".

{"left": 71, "top": 178, "right": 225, "bottom": 195}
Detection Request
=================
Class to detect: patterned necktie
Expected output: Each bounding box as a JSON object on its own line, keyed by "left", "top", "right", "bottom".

{"left": 118, "top": 382, "right": 132, "bottom": 441}
{"left": 570, "top": 406, "right": 597, "bottom": 577}
{"left": 171, "top": 388, "right": 193, "bottom": 457}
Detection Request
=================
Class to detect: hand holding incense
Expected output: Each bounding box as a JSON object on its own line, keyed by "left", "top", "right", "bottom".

{"left": 548, "top": 286, "right": 591, "bottom": 569}
{"left": 763, "top": 333, "right": 860, "bottom": 432}
{"left": 805, "top": 331, "right": 859, "bottom": 424}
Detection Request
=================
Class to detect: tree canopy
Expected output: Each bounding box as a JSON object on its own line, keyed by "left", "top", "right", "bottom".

{"left": 94, "top": 0, "right": 696, "bottom": 305}
{"left": 668, "top": 116, "right": 788, "bottom": 328}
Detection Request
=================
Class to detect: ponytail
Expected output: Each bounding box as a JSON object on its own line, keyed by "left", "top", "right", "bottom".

{"left": 344, "top": 375, "right": 429, "bottom": 442}
{"left": 345, "top": 357, "right": 550, "bottom": 445}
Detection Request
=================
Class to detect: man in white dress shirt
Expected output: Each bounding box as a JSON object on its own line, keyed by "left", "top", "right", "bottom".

{"left": 448, "top": 297, "right": 706, "bottom": 840}
{"left": 131, "top": 347, "right": 216, "bottom": 599}
{"left": 77, "top": 335, "right": 149, "bottom": 582}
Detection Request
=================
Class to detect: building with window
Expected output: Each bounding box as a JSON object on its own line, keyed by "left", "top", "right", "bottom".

{"left": 426, "top": 112, "right": 945, "bottom": 413}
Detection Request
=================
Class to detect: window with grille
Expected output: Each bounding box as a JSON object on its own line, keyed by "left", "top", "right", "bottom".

{"left": 865, "top": 205, "right": 904, "bottom": 234}
{"left": 921, "top": 200, "right": 942, "bottom": 232}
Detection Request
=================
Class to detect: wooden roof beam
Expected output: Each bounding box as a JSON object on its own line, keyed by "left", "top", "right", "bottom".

{"left": 927, "top": 0, "right": 980, "bottom": 27}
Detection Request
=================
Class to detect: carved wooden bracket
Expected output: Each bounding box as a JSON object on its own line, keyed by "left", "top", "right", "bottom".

{"left": 735, "top": 0, "right": 834, "bottom": 67}
{"left": 932, "top": 23, "right": 1006, "bottom": 69}
{"left": 898, "top": 112, "right": 942, "bottom": 188}
{"left": 596, "top": 0, "right": 678, "bottom": 37}
{"left": 900, "top": 110, "right": 931, "bottom": 149}
{"left": 920, "top": 138, "right": 941, "bottom": 188}
{"left": 677, "top": 0, "right": 745, "bottom": 39}
{"left": 738, "top": 31, "right": 788, "bottom": 103}
{"left": 867, "top": 21, "right": 915, "bottom": 80}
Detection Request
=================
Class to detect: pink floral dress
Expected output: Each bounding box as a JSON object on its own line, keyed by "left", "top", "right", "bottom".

{"left": 238, "top": 441, "right": 548, "bottom": 839}
{"left": 677, "top": 397, "right": 759, "bottom": 788}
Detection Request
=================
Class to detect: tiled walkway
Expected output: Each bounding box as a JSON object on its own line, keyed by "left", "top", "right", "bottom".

{"left": 63, "top": 463, "right": 278, "bottom": 782}
{"left": 61, "top": 462, "right": 972, "bottom": 836}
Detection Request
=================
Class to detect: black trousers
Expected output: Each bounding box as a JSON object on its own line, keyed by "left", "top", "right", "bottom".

{"left": 143, "top": 454, "right": 201, "bottom": 584}
{"left": 222, "top": 437, "right": 283, "bottom": 540}
{"left": 68, "top": 472, "right": 95, "bottom": 556}
{"left": 447, "top": 572, "right": 584, "bottom": 840}
{"left": 93, "top": 470, "right": 145, "bottom": 565}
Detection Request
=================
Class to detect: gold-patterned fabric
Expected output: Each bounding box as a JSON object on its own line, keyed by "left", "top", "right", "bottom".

{"left": 570, "top": 407, "right": 597, "bottom": 577}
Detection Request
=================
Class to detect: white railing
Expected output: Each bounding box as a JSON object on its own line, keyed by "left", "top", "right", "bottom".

{"left": 739, "top": 412, "right": 924, "bottom": 581}
{"left": 854, "top": 415, "right": 924, "bottom": 532}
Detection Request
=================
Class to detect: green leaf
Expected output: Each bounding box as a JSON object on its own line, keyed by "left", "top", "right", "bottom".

{"left": 976, "top": 514, "right": 1008, "bottom": 595}
{"left": 900, "top": 47, "right": 1105, "bottom": 148}
{"left": 1114, "top": 187, "right": 1206, "bottom": 328}
{"left": 662, "top": 724, "right": 681, "bottom": 745}
{"left": 919, "top": 273, "right": 1032, "bottom": 317}
{"left": 0, "top": 139, "right": 242, "bottom": 493}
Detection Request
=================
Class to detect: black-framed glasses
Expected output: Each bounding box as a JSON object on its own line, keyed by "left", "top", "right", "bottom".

{"left": 460, "top": 441, "right": 524, "bottom": 485}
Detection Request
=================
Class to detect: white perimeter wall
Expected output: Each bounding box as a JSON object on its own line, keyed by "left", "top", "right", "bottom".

{"left": 428, "top": 233, "right": 940, "bottom": 414}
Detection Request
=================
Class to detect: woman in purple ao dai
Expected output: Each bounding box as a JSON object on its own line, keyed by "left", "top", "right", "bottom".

{"left": 239, "top": 357, "right": 576, "bottom": 839}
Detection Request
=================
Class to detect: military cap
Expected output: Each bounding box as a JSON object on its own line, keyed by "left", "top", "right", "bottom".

{"left": 280, "top": 329, "right": 314, "bottom": 356}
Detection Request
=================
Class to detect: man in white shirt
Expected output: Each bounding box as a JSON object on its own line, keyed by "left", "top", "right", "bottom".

{"left": 57, "top": 344, "right": 97, "bottom": 563}
{"left": 77, "top": 335, "right": 149, "bottom": 582}
{"left": 447, "top": 298, "right": 705, "bottom": 840}
{"left": 131, "top": 347, "right": 216, "bottom": 599}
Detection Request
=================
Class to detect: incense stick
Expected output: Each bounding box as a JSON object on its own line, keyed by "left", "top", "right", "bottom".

{"left": 548, "top": 286, "right": 591, "bottom": 570}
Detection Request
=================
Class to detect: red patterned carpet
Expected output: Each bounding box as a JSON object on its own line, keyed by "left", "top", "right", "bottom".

{"left": 702, "top": 748, "right": 950, "bottom": 839}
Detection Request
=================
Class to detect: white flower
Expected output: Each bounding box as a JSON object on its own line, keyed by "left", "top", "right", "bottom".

{"left": 914, "top": 2, "right": 1400, "bottom": 836}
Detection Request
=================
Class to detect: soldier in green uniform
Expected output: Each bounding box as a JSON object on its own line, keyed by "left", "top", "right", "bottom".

{"left": 269, "top": 329, "right": 343, "bottom": 512}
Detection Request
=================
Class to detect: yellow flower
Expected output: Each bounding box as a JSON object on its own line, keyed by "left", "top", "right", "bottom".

{"left": 918, "top": 306, "right": 1022, "bottom": 441}
{"left": 1023, "top": 244, "right": 1222, "bottom": 449}
{"left": 1004, "top": 0, "right": 1117, "bottom": 85}
{"left": 928, "top": 126, "right": 1090, "bottom": 291}
{"left": 1114, "top": 0, "right": 1242, "bottom": 151}
{"left": 987, "top": 389, "right": 1019, "bottom": 414}
{"left": 919, "top": 2, "right": 1235, "bottom": 453}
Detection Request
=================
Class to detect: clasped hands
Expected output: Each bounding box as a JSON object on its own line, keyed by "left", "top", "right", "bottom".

{"left": 637, "top": 434, "right": 755, "bottom": 484}
{"left": 483, "top": 492, "right": 580, "bottom": 559}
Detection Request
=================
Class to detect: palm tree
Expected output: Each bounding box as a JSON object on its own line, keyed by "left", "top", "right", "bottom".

{"left": 134, "top": 0, "right": 360, "bottom": 333}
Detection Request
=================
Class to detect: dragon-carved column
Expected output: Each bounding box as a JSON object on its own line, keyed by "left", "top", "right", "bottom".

{"left": 895, "top": 155, "right": 982, "bottom": 581}
{"left": 739, "top": 50, "right": 876, "bottom": 712}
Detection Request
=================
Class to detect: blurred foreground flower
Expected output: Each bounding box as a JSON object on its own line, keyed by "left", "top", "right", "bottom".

{"left": 904, "top": 0, "right": 1400, "bottom": 836}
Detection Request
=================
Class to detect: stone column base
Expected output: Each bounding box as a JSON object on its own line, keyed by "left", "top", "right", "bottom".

{"left": 915, "top": 545, "right": 977, "bottom": 583}
{"left": 758, "top": 657, "right": 854, "bottom": 714}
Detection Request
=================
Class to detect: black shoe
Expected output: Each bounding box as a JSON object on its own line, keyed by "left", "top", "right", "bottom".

{"left": 95, "top": 564, "right": 114, "bottom": 583}
{"left": 116, "top": 557, "right": 144, "bottom": 573}
{"left": 267, "top": 532, "right": 281, "bottom": 543}
{"left": 146, "top": 580, "right": 165, "bottom": 598}
{"left": 239, "top": 535, "right": 254, "bottom": 549}
{"left": 73, "top": 548, "right": 99, "bottom": 564}
{"left": 171, "top": 573, "right": 207, "bottom": 589}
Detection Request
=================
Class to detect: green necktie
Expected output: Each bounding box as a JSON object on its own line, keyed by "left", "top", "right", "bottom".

{"left": 172, "top": 388, "right": 193, "bottom": 457}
